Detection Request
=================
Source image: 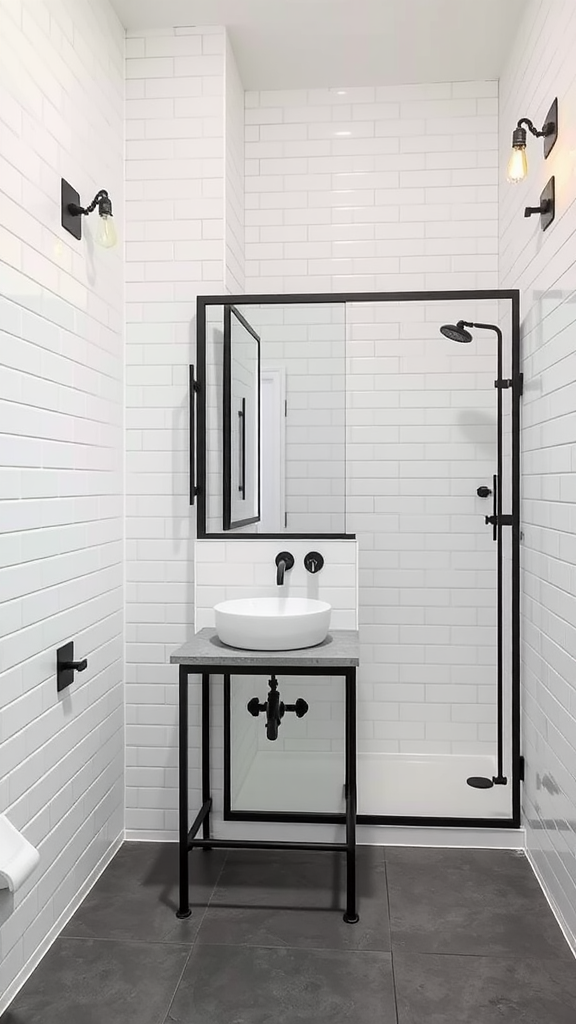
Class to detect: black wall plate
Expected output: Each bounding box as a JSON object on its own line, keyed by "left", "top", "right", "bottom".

{"left": 57, "top": 641, "right": 75, "bottom": 691}
{"left": 543, "top": 97, "right": 558, "bottom": 159}
{"left": 540, "top": 175, "right": 555, "bottom": 231}
{"left": 61, "top": 178, "right": 82, "bottom": 239}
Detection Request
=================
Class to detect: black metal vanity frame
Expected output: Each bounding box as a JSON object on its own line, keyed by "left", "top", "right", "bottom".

{"left": 176, "top": 659, "right": 359, "bottom": 923}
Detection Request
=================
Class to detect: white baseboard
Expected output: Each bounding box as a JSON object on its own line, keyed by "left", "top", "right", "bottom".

{"left": 525, "top": 847, "right": 576, "bottom": 959}
{"left": 0, "top": 832, "right": 124, "bottom": 1017}
{"left": 124, "top": 830, "right": 179, "bottom": 842}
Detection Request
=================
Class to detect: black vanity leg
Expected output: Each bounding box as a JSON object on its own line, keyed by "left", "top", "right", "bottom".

{"left": 202, "top": 672, "right": 211, "bottom": 844}
{"left": 343, "top": 668, "right": 359, "bottom": 924}
{"left": 176, "top": 665, "right": 191, "bottom": 918}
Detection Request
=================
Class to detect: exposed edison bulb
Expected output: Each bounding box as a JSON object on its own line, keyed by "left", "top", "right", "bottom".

{"left": 95, "top": 213, "right": 118, "bottom": 248}
{"left": 507, "top": 146, "right": 528, "bottom": 184}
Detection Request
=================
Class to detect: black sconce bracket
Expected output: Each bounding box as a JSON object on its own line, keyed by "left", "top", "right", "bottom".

{"left": 61, "top": 178, "right": 113, "bottom": 240}
{"left": 515, "top": 97, "right": 558, "bottom": 158}
{"left": 524, "top": 175, "right": 555, "bottom": 231}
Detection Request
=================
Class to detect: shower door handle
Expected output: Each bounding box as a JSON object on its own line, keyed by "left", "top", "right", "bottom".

{"left": 484, "top": 474, "right": 498, "bottom": 541}
{"left": 238, "top": 398, "right": 246, "bottom": 499}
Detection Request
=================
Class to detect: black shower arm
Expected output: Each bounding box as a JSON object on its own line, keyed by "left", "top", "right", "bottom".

{"left": 464, "top": 322, "right": 503, "bottom": 345}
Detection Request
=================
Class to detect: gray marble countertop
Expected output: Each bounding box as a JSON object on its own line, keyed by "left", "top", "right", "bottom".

{"left": 170, "top": 628, "right": 359, "bottom": 667}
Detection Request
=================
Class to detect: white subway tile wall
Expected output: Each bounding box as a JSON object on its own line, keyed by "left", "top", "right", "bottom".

{"left": 195, "top": 539, "right": 358, "bottom": 630}
{"left": 225, "top": 35, "right": 245, "bottom": 292}
{"left": 125, "top": 27, "right": 228, "bottom": 837}
{"left": 244, "top": 82, "right": 499, "bottom": 294}
{"left": 500, "top": 0, "right": 576, "bottom": 953}
{"left": 0, "top": 0, "right": 124, "bottom": 1009}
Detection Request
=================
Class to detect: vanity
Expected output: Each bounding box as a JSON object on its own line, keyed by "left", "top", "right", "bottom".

{"left": 170, "top": 628, "right": 361, "bottom": 923}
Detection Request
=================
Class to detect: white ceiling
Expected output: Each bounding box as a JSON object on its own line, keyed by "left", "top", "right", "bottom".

{"left": 110, "top": 0, "right": 526, "bottom": 90}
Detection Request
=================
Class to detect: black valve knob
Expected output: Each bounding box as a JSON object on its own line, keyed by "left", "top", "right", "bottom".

{"left": 294, "top": 698, "right": 309, "bottom": 718}
{"left": 247, "top": 697, "right": 264, "bottom": 717}
{"left": 304, "top": 551, "right": 324, "bottom": 573}
{"left": 477, "top": 485, "right": 492, "bottom": 498}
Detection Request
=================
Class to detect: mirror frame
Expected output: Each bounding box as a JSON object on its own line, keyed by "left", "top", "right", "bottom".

{"left": 223, "top": 305, "right": 261, "bottom": 530}
{"left": 196, "top": 292, "right": 356, "bottom": 539}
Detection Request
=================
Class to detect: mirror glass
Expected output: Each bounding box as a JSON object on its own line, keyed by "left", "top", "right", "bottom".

{"left": 224, "top": 306, "right": 260, "bottom": 529}
{"left": 203, "top": 302, "right": 346, "bottom": 535}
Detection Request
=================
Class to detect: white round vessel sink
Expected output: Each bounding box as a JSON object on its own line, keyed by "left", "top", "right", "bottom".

{"left": 214, "top": 597, "right": 331, "bottom": 651}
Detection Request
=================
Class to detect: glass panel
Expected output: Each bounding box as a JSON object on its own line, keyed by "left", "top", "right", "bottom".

{"left": 229, "top": 674, "right": 345, "bottom": 815}
{"left": 346, "top": 298, "right": 513, "bottom": 820}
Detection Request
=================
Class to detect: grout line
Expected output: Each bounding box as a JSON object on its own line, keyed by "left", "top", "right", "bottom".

{"left": 160, "top": 944, "right": 195, "bottom": 1024}
{"left": 58, "top": 934, "right": 195, "bottom": 948}
{"left": 192, "top": 940, "right": 391, "bottom": 956}
{"left": 197, "top": 847, "right": 231, "bottom": 929}
{"left": 160, "top": 848, "right": 231, "bottom": 1024}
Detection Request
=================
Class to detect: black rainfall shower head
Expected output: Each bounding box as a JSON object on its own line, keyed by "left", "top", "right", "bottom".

{"left": 440, "top": 321, "right": 473, "bottom": 344}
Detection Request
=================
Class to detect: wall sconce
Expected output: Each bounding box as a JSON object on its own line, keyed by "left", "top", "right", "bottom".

{"left": 506, "top": 98, "right": 558, "bottom": 184}
{"left": 61, "top": 178, "right": 118, "bottom": 248}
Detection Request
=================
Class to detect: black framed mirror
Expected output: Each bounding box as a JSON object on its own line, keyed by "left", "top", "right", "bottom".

{"left": 223, "top": 305, "right": 261, "bottom": 530}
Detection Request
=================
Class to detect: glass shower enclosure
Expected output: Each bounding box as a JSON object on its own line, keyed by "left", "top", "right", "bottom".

{"left": 195, "top": 288, "right": 521, "bottom": 829}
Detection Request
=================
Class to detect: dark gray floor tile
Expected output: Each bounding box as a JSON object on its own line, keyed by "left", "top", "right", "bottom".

{"left": 1, "top": 938, "right": 190, "bottom": 1024}
{"left": 167, "top": 944, "right": 395, "bottom": 1024}
{"left": 394, "top": 950, "right": 576, "bottom": 1024}
{"left": 196, "top": 847, "right": 390, "bottom": 951}
{"left": 63, "top": 843, "right": 226, "bottom": 944}
{"left": 386, "top": 847, "right": 572, "bottom": 959}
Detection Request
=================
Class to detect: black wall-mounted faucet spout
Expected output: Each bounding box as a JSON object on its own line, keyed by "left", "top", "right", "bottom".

{"left": 275, "top": 551, "right": 294, "bottom": 585}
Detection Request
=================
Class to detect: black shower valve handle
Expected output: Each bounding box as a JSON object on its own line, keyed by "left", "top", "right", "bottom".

{"left": 304, "top": 551, "right": 324, "bottom": 574}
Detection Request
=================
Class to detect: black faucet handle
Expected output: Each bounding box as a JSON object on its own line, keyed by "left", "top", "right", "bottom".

{"left": 275, "top": 551, "right": 294, "bottom": 571}
{"left": 304, "top": 551, "right": 324, "bottom": 574}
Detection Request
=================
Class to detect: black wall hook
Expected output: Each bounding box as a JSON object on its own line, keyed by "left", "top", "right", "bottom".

{"left": 524, "top": 176, "right": 555, "bottom": 231}
{"left": 57, "top": 641, "right": 88, "bottom": 692}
